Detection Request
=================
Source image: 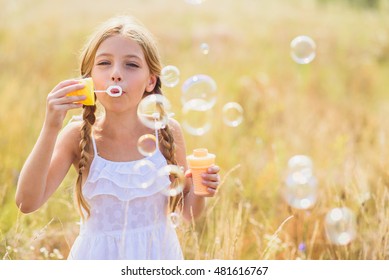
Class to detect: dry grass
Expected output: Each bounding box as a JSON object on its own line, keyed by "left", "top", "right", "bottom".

{"left": 1, "top": 0, "right": 389, "bottom": 260}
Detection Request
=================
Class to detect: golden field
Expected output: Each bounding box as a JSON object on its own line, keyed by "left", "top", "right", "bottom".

{"left": 0, "top": 0, "right": 389, "bottom": 260}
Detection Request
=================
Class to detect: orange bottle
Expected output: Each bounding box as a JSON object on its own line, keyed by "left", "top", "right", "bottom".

{"left": 66, "top": 77, "right": 95, "bottom": 106}
{"left": 187, "top": 148, "right": 216, "bottom": 196}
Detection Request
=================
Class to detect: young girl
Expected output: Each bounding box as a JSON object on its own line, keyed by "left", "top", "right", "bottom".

{"left": 15, "top": 15, "right": 220, "bottom": 260}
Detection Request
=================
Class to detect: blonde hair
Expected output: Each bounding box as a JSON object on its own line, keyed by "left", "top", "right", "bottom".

{"left": 75, "top": 15, "right": 180, "bottom": 220}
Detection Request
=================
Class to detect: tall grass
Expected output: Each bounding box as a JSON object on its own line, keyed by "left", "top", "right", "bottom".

{"left": 1, "top": 0, "right": 388, "bottom": 259}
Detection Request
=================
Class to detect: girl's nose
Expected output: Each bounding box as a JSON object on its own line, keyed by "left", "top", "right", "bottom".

{"left": 111, "top": 67, "right": 122, "bottom": 82}
{"left": 111, "top": 75, "right": 122, "bottom": 82}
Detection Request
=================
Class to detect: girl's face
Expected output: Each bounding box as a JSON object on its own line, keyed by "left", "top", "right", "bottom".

{"left": 91, "top": 35, "right": 156, "bottom": 112}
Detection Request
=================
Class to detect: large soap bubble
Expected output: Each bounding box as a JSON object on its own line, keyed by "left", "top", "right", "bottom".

{"left": 181, "top": 74, "right": 217, "bottom": 110}
{"left": 182, "top": 99, "right": 212, "bottom": 136}
{"left": 137, "top": 94, "right": 172, "bottom": 130}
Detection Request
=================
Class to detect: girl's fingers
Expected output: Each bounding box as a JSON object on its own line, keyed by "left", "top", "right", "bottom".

{"left": 201, "top": 173, "right": 219, "bottom": 182}
{"left": 52, "top": 103, "right": 84, "bottom": 111}
{"left": 207, "top": 166, "right": 220, "bottom": 174}
{"left": 50, "top": 81, "right": 85, "bottom": 98}
{"left": 50, "top": 79, "right": 80, "bottom": 93}
{"left": 203, "top": 180, "right": 219, "bottom": 189}
{"left": 47, "top": 95, "right": 86, "bottom": 109}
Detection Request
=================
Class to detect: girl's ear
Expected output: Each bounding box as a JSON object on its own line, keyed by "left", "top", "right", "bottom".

{"left": 146, "top": 75, "right": 157, "bottom": 92}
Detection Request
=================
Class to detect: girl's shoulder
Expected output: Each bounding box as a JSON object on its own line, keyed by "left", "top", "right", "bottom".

{"left": 57, "top": 120, "right": 83, "bottom": 160}
{"left": 167, "top": 117, "right": 182, "bottom": 135}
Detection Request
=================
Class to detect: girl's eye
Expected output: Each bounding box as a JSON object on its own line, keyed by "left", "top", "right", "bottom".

{"left": 96, "top": 61, "right": 110, "bottom": 66}
{"left": 126, "top": 63, "right": 139, "bottom": 68}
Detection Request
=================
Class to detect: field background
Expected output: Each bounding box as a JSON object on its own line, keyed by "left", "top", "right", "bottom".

{"left": 1, "top": 0, "right": 389, "bottom": 260}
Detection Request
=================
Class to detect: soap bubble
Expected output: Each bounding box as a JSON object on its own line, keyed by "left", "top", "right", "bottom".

{"left": 185, "top": 0, "right": 206, "bottom": 4}
{"left": 131, "top": 159, "right": 156, "bottom": 189}
{"left": 182, "top": 99, "right": 212, "bottom": 136}
{"left": 137, "top": 134, "right": 157, "bottom": 157}
{"left": 161, "top": 65, "right": 180, "bottom": 88}
{"left": 284, "top": 155, "right": 317, "bottom": 209}
{"left": 290, "top": 35, "right": 316, "bottom": 64}
{"left": 157, "top": 164, "right": 185, "bottom": 197}
{"left": 283, "top": 173, "right": 318, "bottom": 209}
{"left": 222, "top": 102, "right": 244, "bottom": 127}
{"left": 137, "top": 94, "right": 171, "bottom": 130}
{"left": 169, "top": 212, "right": 181, "bottom": 228}
{"left": 200, "top": 43, "right": 209, "bottom": 55}
{"left": 287, "top": 155, "right": 314, "bottom": 180}
{"left": 325, "top": 207, "right": 357, "bottom": 245}
{"left": 181, "top": 74, "right": 217, "bottom": 110}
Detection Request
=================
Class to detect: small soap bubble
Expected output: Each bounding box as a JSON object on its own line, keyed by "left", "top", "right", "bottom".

{"left": 157, "top": 164, "right": 185, "bottom": 197}
{"left": 132, "top": 159, "right": 157, "bottom": 189}
{"left": 287, "top": 155, "right": 314, "bottom": 181}
{"left": 181, "top": 74, "right": 217, "bottom": 110}
{"left": 290, "top": 35, "right": 316, "bottom": 64}
{"left": 185, "top": 0, "right": 206, "bottom": 4}
{"left": 222, "top": 102, "right": 244, "bottom": 127}
{"left": 325, "top": 207, "right": 357, "bottom": 245}
{"left": 200, "top": 43, "right": 209, "bottom": 55}
{"left": 182, "top": 99, "right": 212, "bottom": 136}
{"left": 137, "top": 134, "right": 157, "bottom": 157}
{"left": 169, "top": 212, "right": 181, "bottom": 228}
{"left": 161, "top": 65, "right": 180, "bottom": 88}
{"left": 283, "top": 173, "right": 317, "bottom": 209}
{"left": 137, "top": 94, "right": 172, "bottom": 130}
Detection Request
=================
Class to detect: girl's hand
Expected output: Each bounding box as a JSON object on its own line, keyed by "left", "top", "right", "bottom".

{"left": 45, "top": 79, "right": 86, "bottom": 130}
{"left": 185, "top": 165, "right": 221, "bottom": 197}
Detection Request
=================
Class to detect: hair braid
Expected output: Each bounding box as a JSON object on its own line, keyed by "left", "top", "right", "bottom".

{"left": 75, "top": 104, "right": 96, "bottom": 220}
{"left": 151, "top": 79, "right": 183, "bottom": 212}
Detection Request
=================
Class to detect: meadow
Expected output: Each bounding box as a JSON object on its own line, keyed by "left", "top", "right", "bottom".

{"left": 1, "top": 0, "right": 389, "bottom": 260}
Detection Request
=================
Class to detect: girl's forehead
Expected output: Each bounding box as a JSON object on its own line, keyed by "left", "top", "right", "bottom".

{"left": 96, "top": 35, "right": 145, "bottom": 59}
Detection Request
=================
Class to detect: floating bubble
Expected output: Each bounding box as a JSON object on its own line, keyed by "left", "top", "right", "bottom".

{"left": 132, "top": 159, "right": 156, "bottom": 189}
{"left": 283, "top": 173, "right": 317, "bottom": 209}
{"left": 290, "top": 35, "right": 316, "bottom": 64}
{"left": 325, "top": 207, "right": 357, "bottom": 245}
{"left": 181, "top": 74, "right": 217, "bottom": 110}
{"left": 182, "top": 99, "right": 212, "bottom": 136}
{"left": 157, "top": 164, "right": 185, "bottom": 197}
{"left": 287, "top": 155, "right": 314, "bottom": 181}
{"left": 161, "top": 65, "right": 180, "bottom": 88}
{"left": 185, "top": 0, "right": 206, "bottom": 4}
{"left": 169, "top": 212, "right": 181, "bottom": 228}
{"left": 137, "top": 94, "right": 171, "bottom": 130}
{"left": 222, "top": 102, "right": 244, "bottom": 127}
{"left": 137, "top": 134, "right": 157, "bottom": 157}
{"left": 200, "top": 43, "right": 209, "bottom": 55}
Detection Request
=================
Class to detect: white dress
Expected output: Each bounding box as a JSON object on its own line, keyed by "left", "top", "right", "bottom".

{"left": 67, "top": 135, "right": 183, "bottom": 260}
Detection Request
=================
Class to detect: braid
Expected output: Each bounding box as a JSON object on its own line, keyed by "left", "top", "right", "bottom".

{"left": 158, "top": 112, "right": 183, "bottom": 213}
{"left": 151, "top": 78, "right": 183, "bottom": 212}
{"left": 75, "top": 104, "right": 96, "bottom": 220}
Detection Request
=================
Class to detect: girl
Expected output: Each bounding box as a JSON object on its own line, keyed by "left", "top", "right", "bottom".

{"left": 15, "top": 15, "right": 220, "bottom": 260}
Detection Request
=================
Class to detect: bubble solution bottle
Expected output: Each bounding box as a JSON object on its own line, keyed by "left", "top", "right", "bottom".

{"left": 187, "top": 148, "right": 216, "bottom": 196}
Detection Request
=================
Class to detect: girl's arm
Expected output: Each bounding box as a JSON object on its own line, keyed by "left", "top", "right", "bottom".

{"left": 15, "top": 80, "right": 86, "bottom": 213}
{"left": 169, "top": 119, "right": 220, "bottom": 221}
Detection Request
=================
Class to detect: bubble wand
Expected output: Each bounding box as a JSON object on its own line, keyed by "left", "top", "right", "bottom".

{"left": 94, "top": 85, "right": 123, "bottom": 97}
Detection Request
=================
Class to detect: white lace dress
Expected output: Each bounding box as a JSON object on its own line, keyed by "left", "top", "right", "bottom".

{"left": 67, "top": 135, "right": 183, "bottom": 260}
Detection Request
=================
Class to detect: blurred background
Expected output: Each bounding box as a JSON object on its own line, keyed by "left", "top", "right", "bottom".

{"left": 1, "top": 0, "right": 389, "bottom": 260}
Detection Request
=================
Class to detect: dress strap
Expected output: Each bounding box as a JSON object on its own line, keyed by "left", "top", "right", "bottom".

{"left": 91, "top": 131, "right": 98, "bottom": 155}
